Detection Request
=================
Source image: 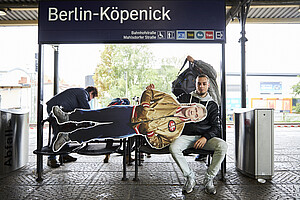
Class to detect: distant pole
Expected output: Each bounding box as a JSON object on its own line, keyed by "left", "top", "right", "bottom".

{"left": 124, "top": 71, "right": 128, "bottom": 97}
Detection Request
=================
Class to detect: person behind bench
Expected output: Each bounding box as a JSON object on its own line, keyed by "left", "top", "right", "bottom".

{"left": 46, "top": 86, "right": 98, "bottom": 168}
{"left": 169, "top": 74, "right": 227, "bottom": 195}
{"left": 50, "top": 88, "right": 207, "bottom": 153}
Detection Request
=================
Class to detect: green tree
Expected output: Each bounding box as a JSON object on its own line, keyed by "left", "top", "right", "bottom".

{"left": 93, "top": 45, "right": 180, "bottom": 106}
{"left": 93, "top": 45, "right": 114, "bottom": 100}
{"left": 292, "top": 77, "right": 300, "bottom": 113}
{"left": 149, "top": 57, "right": 183, "bottom": 93}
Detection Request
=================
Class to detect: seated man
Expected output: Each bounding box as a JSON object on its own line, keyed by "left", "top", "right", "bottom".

{"left": 169, "top": 74, "right": 227, "bottom": 195}
{"left": 51, "top": 88, "right": 207, "bottom": 152}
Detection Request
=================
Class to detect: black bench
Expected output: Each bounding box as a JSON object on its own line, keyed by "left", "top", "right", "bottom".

{"left": 33, "top": 116, "right": 131, "bottom": 182}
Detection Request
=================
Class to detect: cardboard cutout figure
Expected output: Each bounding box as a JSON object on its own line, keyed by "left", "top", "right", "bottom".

{"left": 52, "top": 89, "right": 207, "bottom": 152}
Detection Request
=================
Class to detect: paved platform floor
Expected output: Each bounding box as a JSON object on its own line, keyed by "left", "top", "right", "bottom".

{"left": 0, "top": 126, "right": 299, "bottom": 200}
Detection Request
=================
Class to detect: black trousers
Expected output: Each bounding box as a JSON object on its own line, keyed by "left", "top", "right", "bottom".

{"left": 66, "top": 105, "right": 137, "bottom": 143}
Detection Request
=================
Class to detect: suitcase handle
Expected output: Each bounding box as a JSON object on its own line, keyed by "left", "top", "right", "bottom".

{"left": 177, "top": 58, "right": 188, "bottom": 75}
{"left": 177, "top": 58, "right": 194, "bottom": 75}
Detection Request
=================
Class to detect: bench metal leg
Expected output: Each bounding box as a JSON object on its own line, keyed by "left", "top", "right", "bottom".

{"left": 127, "top": 138, "right": 133, "bottom": 166}
{"left": 133, "top": 136, "right": 139, "bottom": 181}
{"left": 122, "top": 138, "right": 128, "bottom": 181}
{"left": 36, "top": 119, "right": 45, "bottom": 182}
{"left": 36, "top": 154, "right": 43, "bottom": 182}
{"left": 138, "top": 136, "right": 143, "bottom": 166}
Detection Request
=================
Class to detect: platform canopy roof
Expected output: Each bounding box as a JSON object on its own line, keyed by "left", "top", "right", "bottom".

{"left": 0, "top": 0, "right": 299, "bottom": 25}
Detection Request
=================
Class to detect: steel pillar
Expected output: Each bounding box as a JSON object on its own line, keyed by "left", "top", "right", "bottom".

{"left": 220, "top": 43, "right": 226, "bottom": 178}
{"left": 36, "top": 44, "right": 44, "bottom": 182}
{"left": 53, "top": 45, "right": 59, "bottom": 95}
{"left": 239, "top": 1, "right": 251, "bottom": 108}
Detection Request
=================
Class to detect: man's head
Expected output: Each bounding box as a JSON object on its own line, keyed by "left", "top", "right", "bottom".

{"left": 85, "top": 86, "right": 98, "bottom": 100}
{"left": 196, "top": 74, "right": 210, "bottom": 97}
{"left": 182, "top": 103, "right": 207, "bottom": 122}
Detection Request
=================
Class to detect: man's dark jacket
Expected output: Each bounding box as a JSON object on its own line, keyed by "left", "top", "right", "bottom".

{"left": 46, "top": 88, "right": 90, "bottom": 113}
{"left": 177, "top": 93, "right": 221, "bottom": 140}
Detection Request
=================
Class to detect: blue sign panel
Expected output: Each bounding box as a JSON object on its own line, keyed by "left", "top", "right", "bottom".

{"left": 38, "top": 0, "right": 225, "bottom": 44}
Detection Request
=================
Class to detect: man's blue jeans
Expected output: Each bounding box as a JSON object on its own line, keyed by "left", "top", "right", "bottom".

{"left": 169, "top": 135, "right": 227, "bottom": 180}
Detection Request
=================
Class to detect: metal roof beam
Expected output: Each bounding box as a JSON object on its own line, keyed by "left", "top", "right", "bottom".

{"left": 0, "top": 3, "right": 38, "bottom": 9}
{"left": 250, "top": 4, "right": 300, "bottom": 8}
{"left": 250, "top": 1, "right": 300, "bottom": 6}
{"left": 0, "top": 20, "right": 37, "bottom": 26}
{"left": 231, "top": 17, "right": 300, "bottom": 23}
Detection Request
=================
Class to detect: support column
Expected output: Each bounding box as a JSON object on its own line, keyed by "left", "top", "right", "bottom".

{"left": 220, "top": 43, "right": 226, "bottom": 178}
{"left": 36, "top": 44, "right": 44, "bottom": 182}
{"left": 53, "top": 45, "right": 59, "bottom": 95}
{"left": 239, "top": 1, "right": 251, "bottom": 108}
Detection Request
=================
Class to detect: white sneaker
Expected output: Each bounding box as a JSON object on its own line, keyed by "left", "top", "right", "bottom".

{"left": 53, "top": 132, "right": 70, "bottom": 152}
{"left": 203, "top": 177, "right": 216, "bottom": 195}
{"left": 183, "top": 177, "right": 196, "bottom": 194}
{"left": 52, "top": 106, "right": 69, "bottom": 124}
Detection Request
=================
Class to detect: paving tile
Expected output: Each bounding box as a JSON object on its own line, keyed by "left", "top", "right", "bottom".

{"left": 0, "top": 185, "right": 36, "bottom": 200}
{"left": 192, "top": 185, "right": 237, "bottom": 200}
{"left": 223, "top": 170, "right": 265, "bottom": 185}
{"left": 275, "top": 184, "right": 300, "bottom": 199}
{"left": 89, "top": 171, "right": 182, "bottom": 185}
{"left": 288, "top": 154, "right": 300, "bottom": 161}
{"left": 274, "top": 155, "right": 298, "bottom": 162}
{"left": 41, "top": 171, "right": 97, "bottom": 185}
{"left": 227, "top": 184, "right": 294, "bottom": 200}
{"left": 140, "top": 156, "right": 175, "bottom": 164}
{"left": 271, "top": 171, "right": 300, "bottom": 184}
{"left": 26, "top": 185, "right": 85, "bottom": 200}
{"left": 100, "top": 162, "right": 132, "bottom": 172}
{"left": 0, "top": 127, "right": 299, "bottom": 200}
{"left": 136, "top": 162, "right": 176, "bottom": 172}
{"left": 79, "top": 185, "right": 133, "bottom": 200}
{"left": 130, "top": 185, "right": 185, "bottom": 200}
{"left": 274, "top": 161, "right": 300, "bottom": 171}
{"left": 89, "top": 171, "right": 136, "bottom": 185}
{"left": 0, "top": 170, "right": 43, "bottom": 186}
{"left": 61, "top": 162, "right": 103, "bottom": 172}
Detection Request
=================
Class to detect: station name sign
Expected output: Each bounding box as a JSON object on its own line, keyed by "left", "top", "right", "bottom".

{"left": 38, "top": 0, "right": 225, "bottom": 44}
{"left": 48, "top": 6, "right": 171, "bottom": 23}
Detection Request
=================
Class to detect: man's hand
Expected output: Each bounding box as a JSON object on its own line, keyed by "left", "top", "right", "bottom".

{"left": 187, "top": 55, "right": 194, "bottom": 63}
{"left": 146, "top": 84, "right": 155, "bottom": 90}
{"left": 194, "top": 137, "right": 207, "bottom": 149}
